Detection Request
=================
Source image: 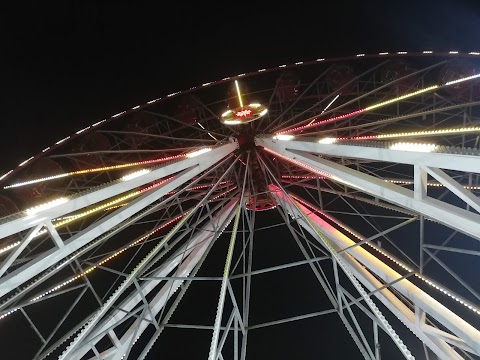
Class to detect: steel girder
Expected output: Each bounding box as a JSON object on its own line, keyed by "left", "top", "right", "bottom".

{"left": 256, "top": 137, "right": 480, "bottom": 241}
{"left": 0, "top": 141, "right": 238, "bottom": 300}
{"left": 60, "top": 199, "right": 239, "bottom": 360}
{"left": 270, "top": 186, "right": 480, "bottom": 359}
{"left": 0, "top": 141, "right": 238, "bottom": 240}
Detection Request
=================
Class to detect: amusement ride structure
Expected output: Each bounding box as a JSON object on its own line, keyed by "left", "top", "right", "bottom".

{"left": 0, "top": 50, "right": 480, "bottom": 359}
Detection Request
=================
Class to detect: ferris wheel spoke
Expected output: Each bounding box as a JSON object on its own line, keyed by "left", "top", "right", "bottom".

{"left": 261, "top": 174, "right": 406, "bottom": 359}
{"left": 4, "top": 52, "right": 480, "bottom": 359}
{"left": 0, "top": 143, "right": 238, "bottom": 301}
{"left": 0, "top": 141, "right": 237, "bottom": 240}
{"left": 59, "top": 159, "right": 241, "bottom": 360}
{"left": 275, "top": 61, "right": 480, "bottom": 136}
{"left": 20, "top": 200, "right": 217, "bottom": 354}
{"left": 268, "top": 60, "right": 393, "bottom": 134}
{"left": 271, "top": 187, "right": 480, "bottom": 359}
{"left": 306, "top": 101, "right": 480, "bottom": 141}
{"left": 0, "top": 168, "right": 194, "bottom": 303}
{"left": 0, "top": 189, "right": 232, "bottom": 315}
{"left": 253, "top": 70, "right": 293, "bottom": 133}
{"left": 257, "top": 136, "right": 480, "bottom": 241}
{"left": 144, "top": 111, "right": 233, "bottom": 139}
{"left": 209, "top": 153, "right": 249, "bottom": 360}
{"left": 189, "top": 95, "right": 243, "bottom": 138}
{"left": 281, "top": 178, "right": 417, "bottom": 216}
{"left": 291, "top": 198, "right": 476, "bottom": 359}
{"left": 65, "top": 199, "right": 239, "bottom": 360}
{"left": 3, "top": 144, "right": 225, "bottom": 191}
{"left": 257, "top": 155, "right": 393, "bottom": 359}
{"left": 99, "top": 129, "right": 218, "bottom": 145}
{"left": 301, "top": 188, "right": 421, "bottom": 268}
{"left": 136, "top": 207, "right": 239, "bottom": 360}
{"left": 262, "top": 65, "right": 336, "bottom": 133}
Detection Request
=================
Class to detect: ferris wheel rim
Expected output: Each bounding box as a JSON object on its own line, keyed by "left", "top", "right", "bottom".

{"left": 1, "top": 51, "right": 480, "bottom": 359}
{"left": 2, "top": 49, "right": 480, "bottom": 185}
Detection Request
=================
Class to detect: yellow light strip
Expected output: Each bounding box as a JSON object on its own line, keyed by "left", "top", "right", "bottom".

{"left": 235, "top": 80, "right": 243, "bottom": 107}
{"left": 32, "top": 177, "right": 173, "bottom": 238}
{"left": 0, "top": 241, "right": 21, "bottom": 255}
{"left": 25, "top": 198, "right": 68, "bottom": 215}
{"left": 29, "top": 214, "right": 185, "bottom": 303}
{"left": 386, "top": 179, "right": 480, "bottom": 190}
{"left": 389, "top": 142, "right": 437, "bottom": 152}
{"left": 4, "top": 154, "right": 184, "bottom": 189}
{"left": 186, "top": 148, "right": 211, "bottom": 158}
{"left": 33, "top": 192, "right": 141, "bottom": 238}
{"left": 291, "top": 194, "right": 480, "bottom": 316}
{"left": 378, "top": 126, "right": 480, "bottom": 139}
{"left": 364, "top": 85, "right": 439, "bottom": 111}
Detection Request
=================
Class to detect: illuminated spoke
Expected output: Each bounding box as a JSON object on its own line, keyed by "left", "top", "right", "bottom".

{"left": 1, "top": 51, "right": 479, "bottom": 360}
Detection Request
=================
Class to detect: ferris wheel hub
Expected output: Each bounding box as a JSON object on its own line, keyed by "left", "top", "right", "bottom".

{"left": 220, "top": 103, "right": 268, "bottom": 125}
{"left": 220, "top": 80, "right": 268, "bottom": 125}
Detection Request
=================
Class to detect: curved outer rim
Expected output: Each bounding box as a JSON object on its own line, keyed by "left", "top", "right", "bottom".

{"left": 1, "top": 50, "right": 479, "bottom": 184}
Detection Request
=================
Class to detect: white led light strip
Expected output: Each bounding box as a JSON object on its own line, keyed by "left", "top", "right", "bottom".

{"left": 292, "top": 197, "right": 415, "bottom": 359}
{"left": 0, "top": 187, "right": 238, "bottom": 320}
{"left": 0, "top": 214, "right": 185, "bottom": 320}
{"left": 334, "top": 126, "right": 480, "bottom": 142}
{"left": 1, "top": 50, "right": 478, "bottom": 185}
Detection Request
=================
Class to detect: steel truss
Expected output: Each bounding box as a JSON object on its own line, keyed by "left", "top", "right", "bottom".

{"left": 0, "top": 52, "right": 480, "bottom": 359}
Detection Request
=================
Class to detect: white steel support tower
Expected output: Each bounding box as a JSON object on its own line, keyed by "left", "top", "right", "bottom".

{"left": 0, "top": 51, "right": 479, "bottom": 359}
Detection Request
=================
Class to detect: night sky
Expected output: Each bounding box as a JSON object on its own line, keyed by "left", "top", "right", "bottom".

{"left": 3, "top": 1, "right": 480, "bottom": 175}
{"left": 2, "top": 1, "right": 480, "bottom": 359}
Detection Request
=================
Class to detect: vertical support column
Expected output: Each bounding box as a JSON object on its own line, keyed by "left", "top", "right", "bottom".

{"left": 209, "top": 153, "right": 249, "bottom": 360}
{"left": 373, "top": 320, "right": 381, "bottom": 360}
{"left": 419, "top": 215, "right": 425, "bottom": 274}
{"left": 234, "top": 316, "right": 238, "bottom": 360}
{"left": 414, "top": 165, "right": 428, "bottom": 200}
{"left": 240, "top": 209, "right": 255, "bottom": 360}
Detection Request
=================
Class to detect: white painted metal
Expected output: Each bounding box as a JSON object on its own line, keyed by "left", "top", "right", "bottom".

{"left": 0, "top": 141, "right": 238, "bottom": 239}
{"left": 423, "top": 166, "right": 480, "bottom": 213}
{"left": 0, "top": 143, "right": 237, "bottom": 299}
{"left": 270, "top": 187, "right": 415, "bottom": 360}
{"left": 4, "top": 53, "right": 480, "bottom": 360}
{"left": 68, "top": 199, "right": 239, "bottom": 360}
{"left": 270, "top": 188, "right": 480, "bottom": 358}
{"left": 58, "top": 154, "right": 239, "bottom": 359}
{"left": 272, "top": 138, "right": 480, "bottom": 173}
{"left": 257, "top": 137, "right": 480, "bottom": 241}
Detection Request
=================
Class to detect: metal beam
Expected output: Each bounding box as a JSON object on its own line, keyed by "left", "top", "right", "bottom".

{"left": 257, "top": 137, "right": 480, "bottom": 241}
{"left": 271, "top": 189, "right": 480, "bottom": 358}
{"left": 209, "top": 154, "right": 248, "bottom": 360}
{"left": 0, "top": 141, "right": 238, "bottom": 240}
{"left": 423, "top": 166, "right": 480, "bottom": 213}
{"left": 268, "top": 137, "right": 480, "bottom": 173}
{"left": 270, "top": 187, "right": 414, "bottom": 360}
{"left": 67, "top": 202, "right": 239, "bottom": 358}
{"left": 0, "top": 143, "right": 237, "bottom": 300}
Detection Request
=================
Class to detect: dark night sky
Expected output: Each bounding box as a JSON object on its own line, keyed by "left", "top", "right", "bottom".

{"left": 1, "top": 1, "right": 480, "bottom": 359}
{"left": 2, "top": 0, "right": 480, "bottom": 175}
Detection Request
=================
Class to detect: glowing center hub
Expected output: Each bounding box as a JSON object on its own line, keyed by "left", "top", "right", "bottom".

{"left": 220, "top": 80, "right": 268, "bottom": 125}
{"left": 221, "top": 103, "right": 268, "bottom": 125}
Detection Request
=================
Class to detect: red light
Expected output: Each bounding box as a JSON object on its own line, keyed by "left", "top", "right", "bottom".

{"left": 235, "top": 108, "right": 253, "bottom": 118}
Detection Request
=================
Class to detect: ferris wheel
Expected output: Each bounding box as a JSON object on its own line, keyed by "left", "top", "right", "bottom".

{"left": 0, "top": 50, "right": 480, "bottom": 360}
